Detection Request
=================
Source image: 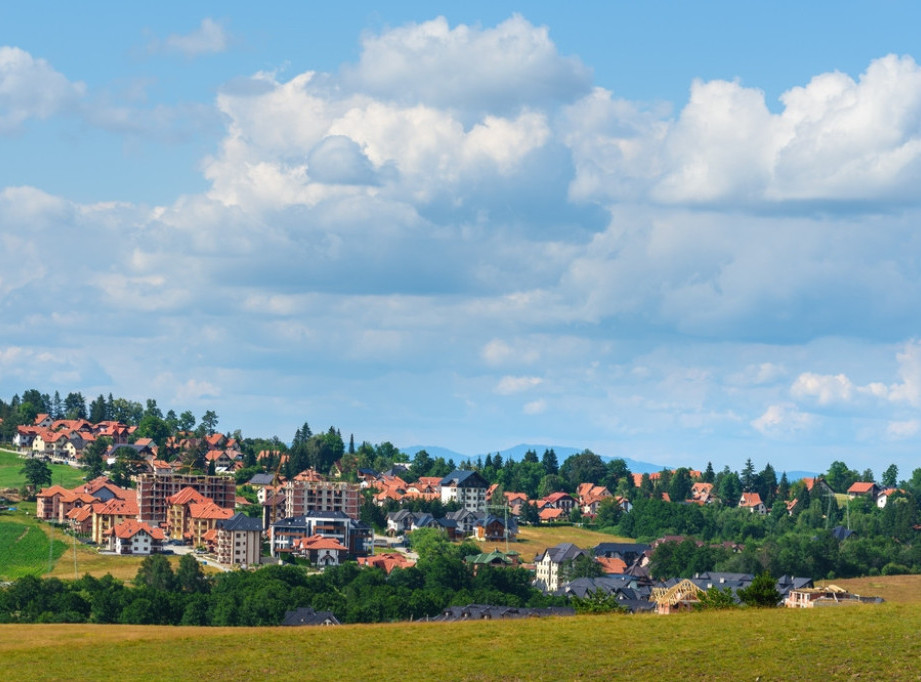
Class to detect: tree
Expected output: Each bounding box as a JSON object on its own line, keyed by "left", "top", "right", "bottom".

{"left": 882, "top": 464, "right": 899, "bottom": 489}
{"left": 741, "top": 458, "right": 756, "bottom": 491}
{"left": 696, "top": 586, "right": 737, "bottom": 610}
{"left": 175, "top": 554, "right": 210, "bottom": 594}
{"left": 569, "top": 553, "right": 604, "bottom": 580}
{"left": 89, "top": 394, "right": 107, "bottom": 423}
{"left": 668, "top": 468, "right": 693, "bottom": 502}
{"left": 541, "top": 448, "right": 559, "bottom": 476}
{"left": 20, "top": 459, "right": 52, "bottom": 497}
{"left": 178, "top": 410, "right": 196, "bottom": 433}
{"left": 560, "top": 450, "right": 606, "bottom": 489}
{"left": 702, "top": 461, "right": 715, "bottom": 484}
{"left": 737, "top": 571, "right": 781, "bottom": 608}
{"left": 200, "top": 410, "right": 219, "bottom": 436}
{"left": 134, "top": 554, "right": 175, "bottom": 591}
{"left": 63, "top": 392, "right": 87, "bottom": 420}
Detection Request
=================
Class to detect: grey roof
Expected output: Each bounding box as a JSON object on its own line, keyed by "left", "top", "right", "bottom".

{"left": 831, "top": 526, "right": 857, "bottom": 542}
{"left": 435, "top": 604, "right": 575, "bottom": 621}
{"left": 281, "top": 607, "right": 341, "bottom": 626}
{"left": 593, "top": 542, "right": 651, "bottom": 561}
{"left": 440, "top": 469, "right": 489, "bottom": 488}
{"left": 536, "top": 542, "right": 587, "bottom": 564}
{"left": 247, "top": 473, "right": 276, "bottom": 486}
{"left": 217, "top": 512, "right": 263, "bottom": 532}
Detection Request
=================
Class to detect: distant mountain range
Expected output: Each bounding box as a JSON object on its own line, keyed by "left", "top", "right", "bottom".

{"left": 401, "top": 443, "right": 667, "bottom": 474}
{"left": 400, "top": 444, "right": 819, "bottom": 480}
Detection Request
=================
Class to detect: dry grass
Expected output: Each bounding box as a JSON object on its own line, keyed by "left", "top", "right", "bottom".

{"left": 479, "top": 525, "right": 633, "bottom": 559}
{"left": 2, "top": 603, "right": 919, "bottom": 681}
{"left": 818, "top": 574, "right": 921, "bottom": 605}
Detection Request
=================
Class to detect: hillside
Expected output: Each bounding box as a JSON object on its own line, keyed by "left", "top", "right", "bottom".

{"left": 0, "top": 601, "right": 915, "bottom": 680}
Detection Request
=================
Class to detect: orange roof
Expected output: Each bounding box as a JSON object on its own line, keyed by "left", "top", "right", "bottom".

{"left": 847, "top": 481, "right": 878, "bottom": 494}
{"left": 37, "top": 485, "right": 71, "bottom": 499}
{"left": 95, "top": 497, "right": 139, "bottom": 516}
{"left": 293, "top": 468, "right": 326, "bottom": 482}
{"left": 296, "top": 534, "right": 347, "bottom": 552}
{"left": 357, "top": 553, "right": 415, "bottom": 574}
{"left": 188, "top": 502, "right": 234, "bottom": 520}
{"left": 739, "top": 492, "right": 763, "bottom": 508}
{"left": 596, "top": 557, "right": 628, "bottom": 574}
{"left": 168, "top": 486, "right": 211, "bottom": 506}
{"left": 538, "top": 507, "right": 566, "bottom": 521}
{"left": 111, "top": 519, "right": 165, "bottom": 541}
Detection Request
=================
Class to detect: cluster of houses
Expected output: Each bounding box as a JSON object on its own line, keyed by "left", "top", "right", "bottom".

{"left": 14, "top": 413, "right": 247, "bottom": 475}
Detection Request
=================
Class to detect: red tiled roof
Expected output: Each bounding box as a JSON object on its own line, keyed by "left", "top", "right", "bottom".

{"left": 111, "top": 519, "right": 165, "bottom": 541}
{"left": 847, "top": 481, "right": 878, "bottom": 495}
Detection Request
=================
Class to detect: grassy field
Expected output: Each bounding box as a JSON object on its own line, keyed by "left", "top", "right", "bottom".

{"left": 0, "top": 507, "right": 195, "bottom": 582}
{"left": 0, "top": 448, "right": 87, "bottom": 492}
{"left": 1, "top": 602, "right": 918, "bottom": 681}
{"left": 479, "top": 524, "right": 633, "bottom": 558}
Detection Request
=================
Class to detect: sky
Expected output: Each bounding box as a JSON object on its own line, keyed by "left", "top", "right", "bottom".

{"left": 2, "top": 2, "right": 921, "bottom": 476}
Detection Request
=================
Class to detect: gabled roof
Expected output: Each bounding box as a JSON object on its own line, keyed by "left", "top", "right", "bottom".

{"left": 168, "top": 486, "right": 211, "bottom": 506}
{"left": 188, "top": 502, "right": 234, "bottom": 521}
{"left": 535, "top": 542, "right": 586, "bottom": 564}
{"left": 847, "top": 481, "right": 879, "bottom": 495}
{"left": 295, "top": 534, "right": 348, "bottom": 552}
{"left": 218, "top": 512, "right": 263, "bottom": 533}
{"left": 440, "top": 469, "right": 488, "bottom": 488}
{"left": 111, "top": 519, "right": 165, "bottom": 541}
{"left": 739, "top": 492, "right": 764, "bottom": 508}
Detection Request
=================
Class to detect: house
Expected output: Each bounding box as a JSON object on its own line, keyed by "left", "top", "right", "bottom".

{"left": 533, "top": 543, "right": 589, "bottom": 592}
{"left": 357, "top": 553, "right": 416, "bottom": 574}
{"left": 91, "top": 496, "right": 140, "bottom": 544}
{"left": 386, "top": 509, "right": 418, "bottom": 535}
{"left": 876, "top": 488, "right": 905, "bottom": 508}
{"left": 292, "top": 534, "right": 349, "bottom": 568}
{"left": 592, "top": 542, "right": 651, "bottom": 566}
{"left": 440, "top": 469, "right": 489, "bottom": 512}
{"left": 538, "top": 507, "right": 566, "bottom": 523}
{"left": 847, "top": 481, "right": 881, "bottom": 501}
{"left": 107, "top": 519, "right": 165, "bottom": 555}
{"left": 739, "top": 492, "right": 766, "bottom": 514}
{"left": 801, "top": 477, "right": 835, "bottom": 498}
{"left": 445, "top": 508, "right": 483, "bottom": 536}
{"left": 503, "top": 492, "right": 530, "bottom": 516}
{"left": 281, "top": 607, "right": 341, "bottom": 626}
{"left": 538, "top": 491, "right": 576, "bottom": 514}
{"left": 270, "top": 511, "right": 371, "bottom": 558}
{"left": 464, "top": 549, "right": 521, "bottom": 574}
{"left": 473, "top": 514, "right": 518, "bottom": 542}
{"left": 215, "top": 513, "right": 263, "bottom": 567}
{"left": 186, "top": 502, "right": 235, "bottom": 546}
{"left": 576, "top": 483, "right": 612, "bottom": 516}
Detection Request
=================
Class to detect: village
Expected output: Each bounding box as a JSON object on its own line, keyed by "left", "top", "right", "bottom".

{"left": 4, "top": 412, "right": 889, "bottom": 621}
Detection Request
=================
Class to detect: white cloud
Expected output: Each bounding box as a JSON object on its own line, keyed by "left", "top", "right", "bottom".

{"left": 887, "top": 419, "right": 920, "bottom": 440}
{"left": 565, "top": 54, "right": 921, "bottom": 207}
{"left": 751, "top": 403, "right": 813, "bottom": 435}
{"left": 888, "top": 340, "right": 921, "bottom": 407}
{"left": 154, "top": 18, "right": 230, "bottom": 57}
{"left": 495, "top": 376, "right": 543, "bottom": 395}
{"left": 0, "top": 46, "right": 84, "bottom": 131}
{"left": 523, "top": 399, "right": 547, "bottom": 415}
{"left": 341, "top": 15, "right": 591, "bottom": 110}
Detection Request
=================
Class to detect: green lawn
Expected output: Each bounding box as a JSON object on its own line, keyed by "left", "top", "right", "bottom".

{"left": 0, "top": 448, "right": 87, "bottom": 491}
{"left": 0, "top": 603, "right": 917, "bottom": 680}
{"left": 0, "top": 517, "right": 67, "bottom": 578}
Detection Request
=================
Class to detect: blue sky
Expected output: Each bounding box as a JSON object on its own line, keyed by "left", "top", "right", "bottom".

{"left": 2, "top": 2, "right": 921, "bottom": 476}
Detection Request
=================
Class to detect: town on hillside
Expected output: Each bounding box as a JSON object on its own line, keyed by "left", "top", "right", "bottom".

{"left": 0, "top": 391, "right": 900, "bottom": 624}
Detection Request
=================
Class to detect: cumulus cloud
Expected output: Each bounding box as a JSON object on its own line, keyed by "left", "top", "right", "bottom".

{"left": 341, "top": 15, "right": 591, "bottom": 110}
{"left": 790, "top": 372, "right": 888, "bottom": 406}
{"left": 565, "top": 54, "right": 921, "bottom": 208}
{"left": 751, "top": 403, "right": 813, "bottom": 435}
{"left": 152, "top": 18, "right": 230, "bottom": 57}
{"left": 0, "top": 46, "right": 85, "bottom": 131}
{"left": 523, "top": 399, "right": 547, "bottom": 415}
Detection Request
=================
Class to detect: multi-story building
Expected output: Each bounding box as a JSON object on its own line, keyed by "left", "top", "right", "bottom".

{"left": 440, "top": 469, "right": 489, "bottom": 512}
{"left": 215, "top": 513, "right": 263, "bottom": 567}
{"left": 284, "top": 471, "right": 360, "bottom": 520}
{"left": 533, "top": 542, "right": 589, "bottom": 592}
{"left": 269, "top": 510, "right": 371, "bottom": 558}
{"left": 136, "top": 473, "right": 236, "bottom": 526}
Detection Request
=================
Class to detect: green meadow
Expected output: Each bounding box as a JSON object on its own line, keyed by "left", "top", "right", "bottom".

{"left": 0, "top": 448, "right": 87, "bottom": 491}
{"left": 0, "top": 602, "right": 917, "bottom": 681}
